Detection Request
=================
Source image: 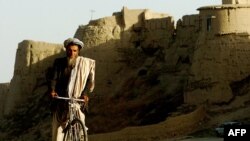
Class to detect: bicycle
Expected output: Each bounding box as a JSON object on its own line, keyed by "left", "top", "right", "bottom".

{"left": 55, "top": 96, "right": 88, "bottom": 141}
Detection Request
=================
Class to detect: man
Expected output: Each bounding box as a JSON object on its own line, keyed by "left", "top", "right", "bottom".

{"left": 48, "top": 38, "right": 95, "bottom": 141}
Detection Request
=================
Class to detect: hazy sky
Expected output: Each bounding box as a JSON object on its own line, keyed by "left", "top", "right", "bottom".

{"left": 0, "top": 0, "right": 221, "bottom": 83}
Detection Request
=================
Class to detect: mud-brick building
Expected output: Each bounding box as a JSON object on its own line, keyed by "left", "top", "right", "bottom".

{"left": 120, "top": 7, "right": 175, "bottom": 50}
{"left": 198, "top": 0, "right": 250, "bottom": 35}
{"left": 184, "top": 0, "right": 250, "bottom": 105}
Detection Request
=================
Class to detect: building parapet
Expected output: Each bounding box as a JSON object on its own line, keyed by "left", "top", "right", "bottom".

{"left": 223, "top": 0, "right": 250, "bottom": 4}
{"left": 198, "top": 4, "right": 250, "bottom": 10}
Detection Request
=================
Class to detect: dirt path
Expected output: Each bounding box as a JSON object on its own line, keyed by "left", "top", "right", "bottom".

{"left": 89, "top": 103, "right": 250, "bottom": 141}
{"left": 89, "top": 107, "right": 207, "bottom": 141}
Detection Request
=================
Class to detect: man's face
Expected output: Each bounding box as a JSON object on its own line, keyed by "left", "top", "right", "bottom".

{"left": 66, "top": 45, "right": 79, "bottom": 58}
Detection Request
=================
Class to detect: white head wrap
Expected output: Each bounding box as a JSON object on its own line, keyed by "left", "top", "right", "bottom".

{"left": 64, "top": 38, "right": 84, "bottom": 49}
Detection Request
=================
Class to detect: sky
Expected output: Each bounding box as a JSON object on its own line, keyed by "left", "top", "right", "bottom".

{"left": 0, "top": 0, "right": 221, "bottom": 83}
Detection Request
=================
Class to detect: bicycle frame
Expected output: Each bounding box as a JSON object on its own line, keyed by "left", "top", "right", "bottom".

{"left": 55, "top": 96, "right": 84, "bottom": 121}
{"left": 54, "top": 96, "right": 87, "bottom": 141}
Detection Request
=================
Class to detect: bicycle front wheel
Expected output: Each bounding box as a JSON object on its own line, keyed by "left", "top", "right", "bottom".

{"left": 63, "top": 118, "right": 88, "bottom": 141}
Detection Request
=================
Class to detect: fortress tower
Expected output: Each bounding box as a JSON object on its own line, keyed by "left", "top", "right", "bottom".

{"left": 184, "top": 0, "right": 250, "bottom": 105}
{"left": 197, "top": 0, "right": 250, "bottom": 35}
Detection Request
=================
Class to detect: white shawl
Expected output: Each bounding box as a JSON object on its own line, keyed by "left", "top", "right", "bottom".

{"left": 67, "top": 56, "right": 95, "bottom": 98}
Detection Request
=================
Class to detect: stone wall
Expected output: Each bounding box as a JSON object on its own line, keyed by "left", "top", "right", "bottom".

{"left": 3, "top": 40, "right": 63, "bottom": 115}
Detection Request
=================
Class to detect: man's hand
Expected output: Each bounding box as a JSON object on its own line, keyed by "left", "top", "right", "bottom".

{"left": 50, "top": 90, "right": 58, "bottom": 98}
{"left": 83, "top": 95, "right": 89, "bottom": 102}
{"left": 80, "top": 95, "right": 89, "bottom": 113}
{"left": 80, "top": 94, "right": 89, "bottom": 102}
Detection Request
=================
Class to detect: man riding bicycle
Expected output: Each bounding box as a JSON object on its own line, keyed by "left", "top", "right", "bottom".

{"left": 48, "top": 38, "right": 95, "bottom": 141}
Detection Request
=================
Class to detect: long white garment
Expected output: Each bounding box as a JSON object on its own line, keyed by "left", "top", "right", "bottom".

{"left": 68, "top": 56, "right": 95, "bottom": 98}
{"left": 52, "top": 56, "right": 95, "bottom": 141}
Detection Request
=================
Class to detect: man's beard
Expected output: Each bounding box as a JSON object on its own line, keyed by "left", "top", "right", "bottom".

{"left": 67, "top": 57, "right": 77, "bottom": 68}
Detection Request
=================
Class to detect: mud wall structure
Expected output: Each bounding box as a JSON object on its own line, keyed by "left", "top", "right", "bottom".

{"left": 3, "top": 41, "right": 63, "bottom": 115}
{"left": 198, "top": 5, "right": 250, "bottom": 35}
{"left": 184, "top": 3, "right": 250, "bottom": 104}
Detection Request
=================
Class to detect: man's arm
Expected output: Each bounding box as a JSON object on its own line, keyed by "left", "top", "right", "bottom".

{"left": 48, "top": 59, "right": 59, "bottom": 97}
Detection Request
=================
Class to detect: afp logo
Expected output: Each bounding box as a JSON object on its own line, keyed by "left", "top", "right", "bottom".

{"left": 224, "top": 124, "right": 249, "bottom": 141}
{"left": 228, "top": 128, "right": 246, "bottom": 136}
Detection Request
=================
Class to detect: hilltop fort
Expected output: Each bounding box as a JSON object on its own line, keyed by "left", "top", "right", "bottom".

{"left": 0, "top": 0, "right": 250, "bottom": 140}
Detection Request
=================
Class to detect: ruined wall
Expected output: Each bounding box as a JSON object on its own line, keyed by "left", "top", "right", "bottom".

{"left": 122, "top": 7, "right": 145, "bottom": 30}
{"left": 120, "top": 7, "right": 146, "bottom": 48}
{"left": 137, "top": 17, "right": 174, "bottom": 51}
{"left": 3, "top": 40, "right": 63, "bottom": 115}
{"left": 133, "top": 10, "right": 174, "bottom": 51}
{"left": 198, "top": 5, "right": 250, "bottom": 35}
{"left": 143, "top": 9, "right": 169, "bottom": 20}
{"left": 75, "top": 15, "right": 122, "bottom": 48}
{"left": 164, "top": 14, "right": 199, "bottom": 61}
{"left": 176, "top": 14, "right": 200, "bottom": 47}
{"left": 121, "top": 7, "right": 173, "bottom": 49}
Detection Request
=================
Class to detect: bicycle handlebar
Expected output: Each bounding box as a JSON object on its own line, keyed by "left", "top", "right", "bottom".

{"left": 54, "top": 96, "right": 85, "bottom": 102}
